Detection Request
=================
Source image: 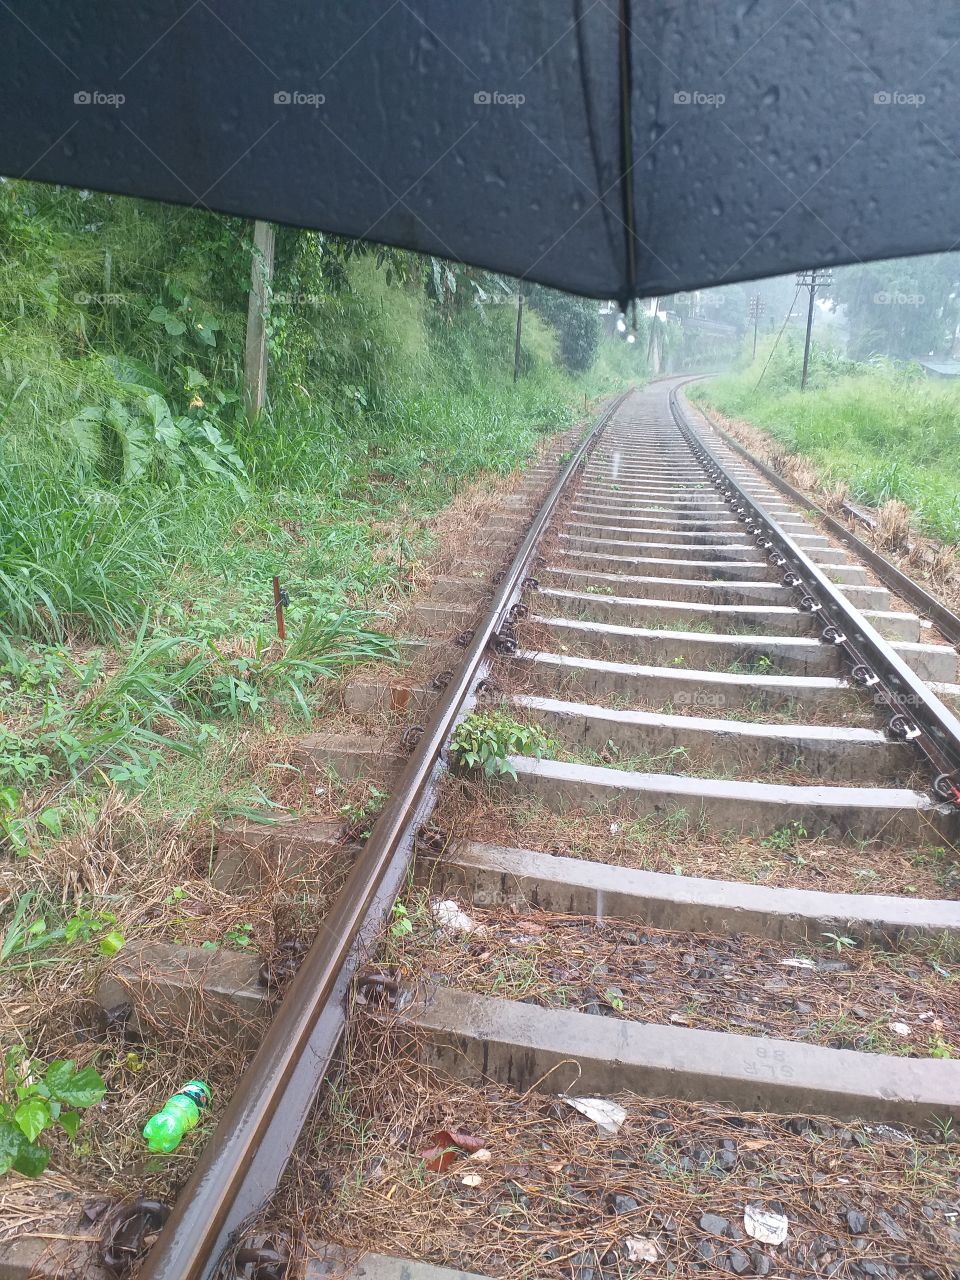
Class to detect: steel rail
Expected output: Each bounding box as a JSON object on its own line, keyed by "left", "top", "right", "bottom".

{"left": 137, "top": 390, "right": 632, "bottom": 1280}
{"left": 690, "top": 397, "right": 960, "bottom": 649}
{"left": 669, "top": 385, "right": 960, "bottom": 803}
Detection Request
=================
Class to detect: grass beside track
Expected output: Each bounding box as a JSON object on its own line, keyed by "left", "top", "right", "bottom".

{"left": 691, "top": 354, "right": 960, "bottom": 546}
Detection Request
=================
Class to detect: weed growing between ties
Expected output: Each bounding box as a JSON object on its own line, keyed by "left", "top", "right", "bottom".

{"left": 449, "top": 710, "right": 558, "bottom": 779}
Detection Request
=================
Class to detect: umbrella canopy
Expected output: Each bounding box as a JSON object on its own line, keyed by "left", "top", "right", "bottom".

{"left": 1, "top": 1, "right": 957, "bottom": 301}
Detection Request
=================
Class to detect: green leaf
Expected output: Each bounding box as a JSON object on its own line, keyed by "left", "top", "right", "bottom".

{"left": 0, "top": 1121, "right": 24, "bottom": 1175}
{"left": 14, "top": 1097, "right": 50, "bottom": 1143}
{"left": 164, "top": 317, "right": 187, "bottom": 336}
{"left": 99, "top": 930, "right": 125, "bottom": 957}
{"left": 102, "top": 354, "right": 167, "bottom": 394}
{"left": 59, "top": 1111, "right": 81, "bottom": 1140}
{"left": 13, "top": 1140, "right": 50, "bottom": 1178}
{"left": 2, "top": 819, "right": 30, "bottom": 853}
{"left": 36, "top": 808, "right": 62, "bottom": 837}
{"left": 45, "top": 1061, "right": 106, "bottom": 1108}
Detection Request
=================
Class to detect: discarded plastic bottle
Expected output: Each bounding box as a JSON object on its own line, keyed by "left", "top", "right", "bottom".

{"left": 142, "top": 1080, "right": 211, "bottom": 1153}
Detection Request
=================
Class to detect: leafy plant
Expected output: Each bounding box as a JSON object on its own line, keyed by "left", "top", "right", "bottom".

{"left": 389, "top": 902, "right": 413, "bottom": 938}
{"left": 224, "top": 922, "right": 254, "bottom": 949}
{"left": 0, "top": 1050, "right": 105, "bottom": 1176}
{"left": 339, "top": 785, "right": 387, "bottom": 840}
{"left": 822, "top": 932, "right": 857, "bottom": 953}
{"left": 761, "top": 821, "right": 808, "bottom": 852}
{"left": 1, "top": 893, "right": 125, "bottom": 968}
{"left": 0, "top": 786, "right": 63, "bottom": 855}
{"left": 449, "top": 711, "right": 557, "bottom": 780}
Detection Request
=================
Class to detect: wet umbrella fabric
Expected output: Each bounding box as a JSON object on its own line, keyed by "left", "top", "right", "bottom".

{"left": 1, "top": 1, "right": 957, "bottom": 300}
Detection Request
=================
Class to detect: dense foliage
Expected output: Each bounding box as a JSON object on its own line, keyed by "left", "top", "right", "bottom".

{"left": 0, "top": 179, "right": 643, "bottom": 848}
{"left": 0, "top": 181, "right": 633, "bottom": 644}
{"left": 527, "top": 286, "right": 601, "bottom": 373}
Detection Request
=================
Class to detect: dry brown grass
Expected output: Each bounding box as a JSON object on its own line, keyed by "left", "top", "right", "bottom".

{"left": 430, "top": 776, "right": 959, "bottom": 899}
{"left": 272, "top": 1023, "right": 960, "bottom": 1280}
{"left": 389, "top": 896, "right": 959, "bottom": 1057}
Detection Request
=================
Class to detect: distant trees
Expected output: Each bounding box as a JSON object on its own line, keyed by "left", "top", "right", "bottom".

{"left": 526, "top": 286, "right": 601, "bottom": 373}
{"left": 825, "top": 256, "right": 960, "bottom": 360}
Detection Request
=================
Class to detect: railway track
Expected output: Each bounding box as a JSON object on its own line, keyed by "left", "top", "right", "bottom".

{"left": 9, "top": 380, "right": 960, "bottom": 1280}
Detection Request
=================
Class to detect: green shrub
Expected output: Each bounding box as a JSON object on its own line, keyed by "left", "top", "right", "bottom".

{"left": 450, "top": 711, "right": 558, "bottom": 779}
{"left": 0, "top": 1050, "right": 105, "bottom": 1177}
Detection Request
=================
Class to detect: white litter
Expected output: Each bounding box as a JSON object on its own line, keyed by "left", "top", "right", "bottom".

{"left": 744, "top": 1203, "right": 789, "bottom": 1246}
{"left": 624, "top": 1236, "right": 660, "bottom": 1263}
{"left": 469, "top": 1148, "right": 492, "bottom": 1162}
{"left": 888, "top": 1021, "right": 912, "bottom": 1037}
{"left": 460, "top": 1172, "right": 483, "bottom": 1187}
{"left": 779, "top": 958, "right": 816, "bottom": 970}
{"left": 430, "top": 899, "right": 485, "bottom": 936}
{"left": 561, "top": 1096, "right": 627, "bottom": 1134}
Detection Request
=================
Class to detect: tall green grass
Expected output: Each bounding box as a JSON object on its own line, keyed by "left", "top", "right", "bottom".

{"left": 694, "top": 341, "right": 960, "bottom": 544}
{"left": 0, "top": 185, "right": 636, "bottom": 644}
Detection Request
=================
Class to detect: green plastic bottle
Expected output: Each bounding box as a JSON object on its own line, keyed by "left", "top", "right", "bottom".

{"left": 142, "top": 1080, "right": 211, "bottom": 1153}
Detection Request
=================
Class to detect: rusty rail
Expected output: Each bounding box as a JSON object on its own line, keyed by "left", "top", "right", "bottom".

{"left": 137, "top": 390, "right": 632, "bottom": 1280}
{"left": 671, "top": 384, "right": 960, "bottom": 802}
{"left": 685, "top": 387, "right": 960, "bottom": 649}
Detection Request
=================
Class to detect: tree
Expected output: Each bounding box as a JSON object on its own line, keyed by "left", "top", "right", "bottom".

{"left": 526, "top": 286, "right": 601, "bottom": 373}
{"left": 826, "top": 255, "right": 960, "bottom": 360}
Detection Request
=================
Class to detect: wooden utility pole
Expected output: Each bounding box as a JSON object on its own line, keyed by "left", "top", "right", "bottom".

{"left": 513, "top": 289, "right": 524, "bottom": 383}
{"left": 796, "top": 268, "right": 831, "bottom": 391}
{"left": 243, "top": 220, "right": 275, "bottom": 423}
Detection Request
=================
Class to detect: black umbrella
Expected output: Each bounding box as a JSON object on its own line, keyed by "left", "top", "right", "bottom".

{"left": 3, "top": 2, "right": 958, "bottom": 300}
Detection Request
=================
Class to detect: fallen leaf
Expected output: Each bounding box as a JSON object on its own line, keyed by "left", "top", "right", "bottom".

{"left": 421, "top": 1129, "right": 487, "bottom": 1171}
{"left": 744, "top": 1203, "right": 789, "bottom": 1246}
{"left": 625, "top": 1236, "right": 660, "bottom": 1263}
{"left": 562, "top": 1096, "right": 627, "bottom": 1134}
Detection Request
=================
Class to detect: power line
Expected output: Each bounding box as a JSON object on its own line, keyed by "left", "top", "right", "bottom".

{"left": 755, "top": 284, "right": 802, "bottom": 390}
